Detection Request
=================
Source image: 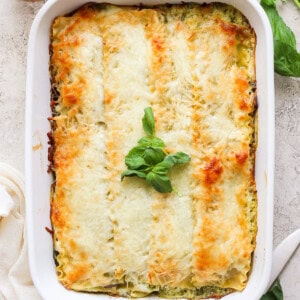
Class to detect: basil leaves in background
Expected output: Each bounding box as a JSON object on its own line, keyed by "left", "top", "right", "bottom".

{"left": 260, "top": 279, "right": 284, "bottom": 300}
{"left": 293, "top": 0, "right": 300, "bottom": 9}
{"left": 261, "top": 0, "right": 300, "bottom": 76}
{"left": 121, "top": 107, "right": 191, "bottom": 193}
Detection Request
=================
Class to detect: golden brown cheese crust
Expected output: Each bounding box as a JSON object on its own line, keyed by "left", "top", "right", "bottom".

{"left": 50, "top": 3, "right": 257, "bottom": 298}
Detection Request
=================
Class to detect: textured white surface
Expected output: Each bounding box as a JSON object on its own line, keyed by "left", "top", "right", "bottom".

{"left": 0, "top": 0, "right": 299, "bottom": 299}
{"left": 0, "top": 162, "right": 40, "bottom": 299}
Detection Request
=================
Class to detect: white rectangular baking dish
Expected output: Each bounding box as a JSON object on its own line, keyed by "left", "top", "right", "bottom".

{"left": 25, "top": 0, "right": 275, "bottom": 299}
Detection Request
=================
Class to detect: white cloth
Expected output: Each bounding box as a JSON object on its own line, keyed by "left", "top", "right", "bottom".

{"left": 0, "top": 186, "right": 14, "bottom": 217}
{"left": 0, "top": 163, "right": 40, "bottom": 300}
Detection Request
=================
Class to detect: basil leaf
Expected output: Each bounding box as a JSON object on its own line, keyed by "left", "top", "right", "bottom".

{"left": 143, "top": 147, "right": 166, "bottom": 165}
{"left": 138, "top": 136, "right": 166, "bottom": 148}
{"left": 151, "top": 152, "right": 191, "bottom": 175}
{"left": 125, "top": 145, "right": 166, "bottom": 169}
{"left": 293, "top": 0, "right": 300, "bottom": 9}
{"left": 151, "top": 162, "right": 170, "bottom": 175}
{"left": 145, "top": 152, "right": 191, "bottom": 192}
{"left": 274, "top": 40, "right": 300, "bottom": 76}
{"left": 146, "top": 170, "right": 173, "bottom": 193}
{"left": 165, "top": 152, "right": 191, "bottom": 165}
{"left": 142, "top": 107, "right": 155, "bottom": 136}
{"left": 261, "top": 0, "right": 300, "bottom": 77}
{"left": 125, "top": 146, "right": 148, "bottom": 170}
{"left": 121, "top": 169, "right": 147, "bottom": 180}
{"left": 260, "top": 278, "right": 283, "bottom": 300}
{"left": 261, "top": 1, "right": 296, "bottom": 49}
{"left": 260, "top": 0, "right": 276, "bottom": 5}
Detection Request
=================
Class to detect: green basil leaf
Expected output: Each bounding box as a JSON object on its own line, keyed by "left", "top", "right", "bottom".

{"left": 151, "top": 163, "right": 170, "bottom": 175}
{"left": 146, "top": 170, "right": 173, "bottom": 193}
{"left": 260, "top": 0, "right": 277, "bottom": 6}
{"left": 121, "top": 169, "right": 147, "bottom": 180}
{"left": 125, "top": 146, "right": 148, "bottom": 170}
{"left": 143, "top": 147, "right": 166, "bottom": 165}
{"left": 142, "top": 107, "right": 155, "bottom": 136}
{"left": 261, "top": 0, "right": 300, "bottom": 77}
{"left": 260, "top": 278, "right": 283, "bottom": 300}
{"left": 138, "top": 136, "right": 166, "bottom": 148}
{"left": 274, "top": 40, "right": 300, "bottom": 76}
{"left": 293, "top": 0, "right": 300, "bottom": 9}
{"left": 152, "top": 152, "right": 191, "bottom": 174}
{"left": 261, "top": 2, "right": 296, "bottom": 49}
{"left": 164, "top": 152, "right": 191, "bottom": 166}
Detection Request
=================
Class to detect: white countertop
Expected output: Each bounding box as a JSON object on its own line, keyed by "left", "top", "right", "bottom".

{"left": 0, "top": 0, "right": 299, "bottom": 299}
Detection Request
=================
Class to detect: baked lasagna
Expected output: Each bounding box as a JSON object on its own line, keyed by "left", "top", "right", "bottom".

{"left": 49, "top": 2, "right": 257, "bottom": 298}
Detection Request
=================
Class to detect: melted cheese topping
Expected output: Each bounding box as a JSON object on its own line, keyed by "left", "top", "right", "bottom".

{"left": 100, "top": 15, "right": 153, "bottom": 283}
{"left": 50, "top": 3, "right": 257, "bottom": 298}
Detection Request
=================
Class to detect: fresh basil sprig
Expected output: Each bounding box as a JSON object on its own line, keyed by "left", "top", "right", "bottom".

{"left": 261, "top": 0, "right": 300, "bottom": 76}
{"left": 121, "top": 107, "right": 191, "bottom": 193}
{"left": 142, "top": 106, "right": 156, "bottom": 136}
{"left": 260, "top": 278, "right": 283, "bottom": 300}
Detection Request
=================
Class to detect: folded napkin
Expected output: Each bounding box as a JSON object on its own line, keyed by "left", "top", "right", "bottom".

{"left": 0, "top": 163, "right": 40, "bottom": 300}
{"left": 0, "top": 186, "right": 14, "bottom": 217}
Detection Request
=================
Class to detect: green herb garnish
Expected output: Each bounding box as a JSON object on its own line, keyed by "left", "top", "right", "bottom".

{"left": 121, "top": 107, "right": 191, "bottom": 193}
{"left": 260, "top": 278, "right": 283, "bottom": 300}
{"left": 261, "top": 0, "right": 300, "bottom": 76}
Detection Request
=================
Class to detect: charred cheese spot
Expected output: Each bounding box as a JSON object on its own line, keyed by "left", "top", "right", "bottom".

{"left": 219, "top": 21, "right": 239, "bottom": 35}
{"left": 61, "top": 84, "right": 83, "bottom": 106}
{"left": 239, "top": 98, "right": 250, "bottom": 111}
{"left": 51, "top": 199, "right": 67, "bottom": 228}
{"left": 235, "top": 151, "right": 249, "bottom": 165}
{"left": 67, "top": 264, "right": 89, "bottom": 283}
{"left": 204, "top": 157, "right": 224, "bottom": 185}
{"left": 104, "top": 92, "right": 114, "bottom": 104}
{"left": 236, "top": 77, "right": 249, "bottom": 92}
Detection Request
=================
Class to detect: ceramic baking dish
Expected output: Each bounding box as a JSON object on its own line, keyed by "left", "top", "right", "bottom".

{"left": 25, "top": 0, "right": 275, "bottom": 299}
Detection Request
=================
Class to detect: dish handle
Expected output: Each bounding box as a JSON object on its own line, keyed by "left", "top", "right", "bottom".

{"left": 267, "top": 228, "right": 300, "bottom": 290}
